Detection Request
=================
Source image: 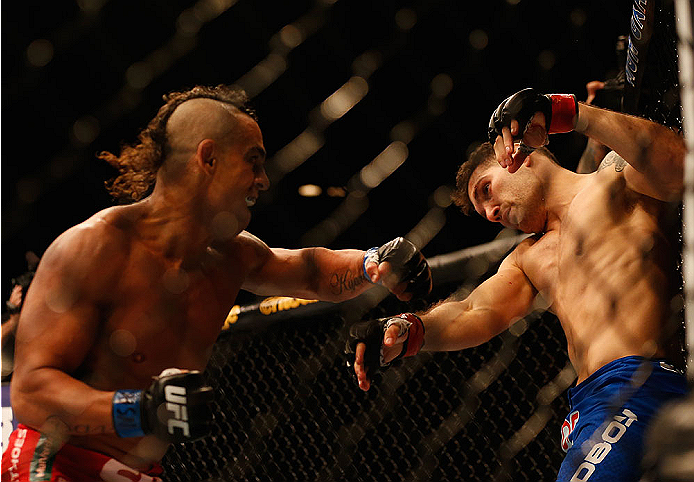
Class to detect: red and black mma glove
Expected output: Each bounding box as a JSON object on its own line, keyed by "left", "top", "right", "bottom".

{"left": 112, "top": 369, "right": 214, "bottom": 443}
{"left": 488, "top": 87, "right": 578, "bottom": 150}
{"left": 363, "top": 237, "right": 432, "bottom": 299}
{"left": 345, "top": 313, "right": 425, "bottom": 382}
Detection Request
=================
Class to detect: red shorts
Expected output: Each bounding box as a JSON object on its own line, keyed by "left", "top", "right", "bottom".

{"left": 1, "top": 425, "right": 164, "bottom": 482}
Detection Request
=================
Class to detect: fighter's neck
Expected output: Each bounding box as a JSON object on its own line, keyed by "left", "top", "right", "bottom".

{"left": 539, "top": 168, "right": 587, "bottom": 233}
{"left": 126, "top": 194, "right": 236, "bottom": 263}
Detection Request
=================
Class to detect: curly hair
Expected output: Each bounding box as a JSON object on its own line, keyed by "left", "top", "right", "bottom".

{"left": 99, "top": 85, "right": 257, "bottom": 203}
{"left": 451, "top": 143, "right": 496, "bottom": 215}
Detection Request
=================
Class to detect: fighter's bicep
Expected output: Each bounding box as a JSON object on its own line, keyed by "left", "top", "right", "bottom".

{"left": 16, "top": 301, "right": 101, "bottom": 375}
{"left": 237, "top": 232, "right": 316, "bottom": 296}
{"left": 14, "top": 228, "right": 112, "bottom": 374}
{"left": 243, "top": 247, "right": 320, "bottom": 297}
{"left": 15, "top": 266, "right": 102, "bottom": 374}
{"left": 468, "top": 261, "right": 537, "bottom": 327}
{"left": 600, "top": 150, "right": 682, "bottom": 201}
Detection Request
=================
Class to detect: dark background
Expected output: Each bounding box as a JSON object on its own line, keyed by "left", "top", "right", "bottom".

{"left": 2, "top": 0, "right": 633, "bottom": 301}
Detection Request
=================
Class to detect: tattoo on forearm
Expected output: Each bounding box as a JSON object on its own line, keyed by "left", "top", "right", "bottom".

{"left": 329, "top": 269, "right": 366, "bottom": 294}
{"left": 597, "top": 152, "right": 627, "bottom": 172}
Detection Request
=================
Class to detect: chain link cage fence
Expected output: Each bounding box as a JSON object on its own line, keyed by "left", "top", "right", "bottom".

{"left": 161, "top": 0, "right": 687, "bottom": 480}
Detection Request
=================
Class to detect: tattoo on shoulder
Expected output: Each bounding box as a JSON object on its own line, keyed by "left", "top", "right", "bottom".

{"left": 597, "top": 152, "right": 627, "bottom": 172}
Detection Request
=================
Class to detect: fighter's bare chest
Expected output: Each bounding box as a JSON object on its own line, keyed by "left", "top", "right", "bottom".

{"left": 106, "top": 252, "right": 243, "bottom": 344}
{"left": 521, "top": 188, "right": 654, "bottom": 304}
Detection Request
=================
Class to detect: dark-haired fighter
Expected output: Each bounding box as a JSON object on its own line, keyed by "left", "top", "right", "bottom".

{"left": 348, "top": 88, "right": 687, "bottom": 481}
{"left": 1, "top": 85, "right": 431, "bottom": 480}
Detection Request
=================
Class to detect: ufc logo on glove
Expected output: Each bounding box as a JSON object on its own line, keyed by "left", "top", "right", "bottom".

{"left": 164, "top": 385, "right": 190, "bottom": 437}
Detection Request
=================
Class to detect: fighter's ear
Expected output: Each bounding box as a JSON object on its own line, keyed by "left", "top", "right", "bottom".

{"left": 196, "top": 139, "right": 216, "bottom": 172}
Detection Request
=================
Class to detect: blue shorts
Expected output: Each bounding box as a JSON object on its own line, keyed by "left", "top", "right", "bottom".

{"left": 556, "top": 356, "right": 687, "bottom": 482}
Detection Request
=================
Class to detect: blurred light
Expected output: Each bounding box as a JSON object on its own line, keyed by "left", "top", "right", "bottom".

{"left": 45, "top": 280, "right": 77, "bottom": 313}
{"left": 162, "top": 267, "right": 190, "bottom": 294}
{"left": 390, "top": 120, "right": 416, "bottom": 144}
{"left": 352, "top": 50, "right": 382, "bottom": 79}
{"left": 237, "top": 54, "right": 287, "bottom": 98}
{"left": 467, "top": 255, "right": 490, "bottom": 278}
{"left": 72, "top": 115, "right": 100, "bottom": 146}
{"left": 50, "top": 157, "right": 76, "bottom": 181}
{"left": 301, "top": 191, "right": 369, "bottom": 246}
{"left": 428, "top": 97, "right": 445, "bottom": 116}
{"left": 26, "top": 39, "right": 54, "bottom": 67}
{"left": 505, "top": 0, "right": 521, "bottom": 5}
{"left": 433, "top": 185, "right": 453, "bottom": 208}
{"left": 298, "top": 184, "right": 322, "bottom": 197}
{"left": 509, "top": 318, "right": 529, "bottom": 337}
{"left": 431, "top": 73, "right": 453, "bottom": 98}
{"left": 280, "top": 25, "right": 303, "bottom": 48}
{"left": 148, "top": 48, "right": 175, "bottom": 75}
{"left": 537, "top": 50, "right": 556, "bottom": 71}
{"left": 406, "top": 208, "right": 446, "bottom": 249}
{"left": 254, "top": 54, "right": 287, "bottom": 84}
{"left": 211, "top": 211, "right": 239, "bottom": 240}
{"left": 395, "top": 8, "right": 417, "bottom": 31}
{"left": 195, "top": 0, "right": 239, "bottom": 20}
{"left": 17, "top": 177, "right": 42, "bottom": 204}
{"left": 109, "top": 329, "right": 137, "bottom": 357}
{"left": 126, "top": 61, "right": 154, "bottom": 89}
{"left": 320, "top": 76, "right": 369, "bottom": 121}
{"left": 327, "top": 186, "right": 347, "bottom": 197}
{"left": 570, "top": 8, "right": 587, "bottom": 27}
{"left": 469, "top": 29, "right": 489, "bottom": 50}
{"left": 360, "top": 141, "right": 408, "bottom": 189}
{"left": 178, "top": 9, "right": 204, "bottom": 34}
{"left": 274, "top": 128, "right": 325, "bottom": 174}
{"left": 76, "top": 0, "right": 108, "bottom": 12}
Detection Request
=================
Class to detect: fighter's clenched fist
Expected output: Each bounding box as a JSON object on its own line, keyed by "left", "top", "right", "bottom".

{"left": 363, "top": 237, "right": 432, "bottom": 301}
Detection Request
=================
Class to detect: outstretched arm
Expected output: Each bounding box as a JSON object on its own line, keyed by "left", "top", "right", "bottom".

{"left": 350, "top": 251, "right": 538, "bottom": 390}
{"left": 240, "top": 232, "right": 431, "bottom": 303}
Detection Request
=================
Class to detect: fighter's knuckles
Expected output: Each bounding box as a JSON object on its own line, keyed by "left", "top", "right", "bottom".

{"left": 372, "top": 238, "right": 430, "bottom": 299}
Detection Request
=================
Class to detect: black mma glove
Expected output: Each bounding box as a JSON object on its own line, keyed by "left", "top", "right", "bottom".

{"left": 488, "top": 88, "right": 578, "bottom": 146}
{"left": 363, "top": 237, "right": 432, "bottom": 299}
{"left": 345, "top": 313, "right": 425, "bottom": 380}
{"left": 112, "top": 368, "right": 214, "bottom": 443}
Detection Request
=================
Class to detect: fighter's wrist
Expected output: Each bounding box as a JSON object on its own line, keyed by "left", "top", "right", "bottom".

{"left": 112, "top": 389, "right": 146, "bottom": 438}
{"left": 547, "top": 94, "right": 578, "bottom": 134}
{"left": 574, "top": 102, "right": 589, "bottom": 133}
{"left": 363, "top": 247, "right": 379, "bottom": 282}
{"left": 395, "top": 313, "right": 425, "bottom": 358}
